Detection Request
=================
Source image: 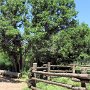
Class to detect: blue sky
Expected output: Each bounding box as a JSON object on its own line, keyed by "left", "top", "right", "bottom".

{"left": 75, "top": 0, "right": 90, "bottom": 26}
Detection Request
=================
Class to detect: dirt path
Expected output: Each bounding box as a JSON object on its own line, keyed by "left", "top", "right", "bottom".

{"left": 0, "top": 75, "right": 27, "bottom": 90}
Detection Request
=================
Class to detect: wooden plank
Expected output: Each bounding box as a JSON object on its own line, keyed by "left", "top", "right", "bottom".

{"left": 72, "top": 87, "right": 86, "bottom": 90}
{"left": 37, "top": 67, "right": 47, "bottom": 69}
{"left": 72, "top": 78, "right": 81, "bottom": 82}
{"left": 31, "top": 63, "right": 37, "bottom": 90}
{"left": 50, "top": 70, "right": 72, "bottom": 73}
{"left": 50, "top": 65, "right": 72, "bottom": 68}
{"left": 72, "top": 64, "right": 76, "bottom": 73}
{"left": 80, "top": 65, "right": 90, "bottom": 67}
{"left": 31, "top": 67, "right": 47, "bottom": 70}
{"left": 32, "top": 71, "right": 90, "bottom": 80}
{"left": 47, "top": 62, "right": 50, "bottom": 80}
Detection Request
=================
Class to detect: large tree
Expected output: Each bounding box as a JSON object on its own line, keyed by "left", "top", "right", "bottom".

{"left": 25, "top": 0, "right": 78, "bottom": 65}
{"left": 30, "top": 0, "right": 77, "bottom": 36}
{"left": 0, "top": 0, "right": 29, "bottom": 72}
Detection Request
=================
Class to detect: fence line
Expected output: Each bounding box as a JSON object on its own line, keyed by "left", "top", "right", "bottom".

{"left": 28, "top": 62, "right": 90, "bottom": 90}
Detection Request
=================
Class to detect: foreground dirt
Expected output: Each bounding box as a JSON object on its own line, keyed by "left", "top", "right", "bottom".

{"left": 0, "top": 75, "right": 27, "bottom": 90}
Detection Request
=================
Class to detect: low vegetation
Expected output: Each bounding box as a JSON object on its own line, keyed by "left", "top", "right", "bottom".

{"left": 36, "top": 77, "right": 90, "bottom": 90}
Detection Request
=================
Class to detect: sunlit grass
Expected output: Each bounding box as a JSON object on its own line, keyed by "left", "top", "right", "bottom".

{"left": 36, "top": 77, "right": 90, "bottom": 90}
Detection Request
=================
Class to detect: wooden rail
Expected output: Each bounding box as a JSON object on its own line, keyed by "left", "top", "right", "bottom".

{"left": 32, "top": 71, "right": 90, "bottom": 80}
{"left": 50, "top": 70, "right": 73, "bottom": 73}
{"left": 32, "top": 62, "right": 75, "bottom": 73}
{"left": 32, "top": 77, "right": 86, "bottom": 90}
{"left": 28, "top": 62, "right": 90, "bottom": 90}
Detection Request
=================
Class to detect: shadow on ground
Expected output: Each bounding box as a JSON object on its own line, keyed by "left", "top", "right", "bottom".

{"left": 0, "top": 76, "right": 23, "bottom": 83}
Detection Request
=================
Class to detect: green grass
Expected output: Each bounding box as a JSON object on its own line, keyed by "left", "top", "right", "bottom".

{"left": 37, "top": 82, "right": 70, "bottom": 90}
{"left": 22, "top": 87, "right": 30, "bottom": 90}
{"left": 52, "top": 77, "right": 80, "bottom": 87}
{"left": 21, "top": 71, "right": 29, "bottom": 81}
{"left": 87, "top": 83, "right": 90, "bottom": 90}
{"left": 36, "top": 77, "right": 90, "bottom": 90}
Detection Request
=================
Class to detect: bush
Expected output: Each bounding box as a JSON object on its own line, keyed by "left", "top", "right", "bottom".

{"left": 0, "top": 52, "right": 12, "bottom": 70}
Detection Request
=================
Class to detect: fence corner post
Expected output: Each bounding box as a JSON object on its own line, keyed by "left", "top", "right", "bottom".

{"left": 31, "top": 63, "right": 37, "bottom": 90}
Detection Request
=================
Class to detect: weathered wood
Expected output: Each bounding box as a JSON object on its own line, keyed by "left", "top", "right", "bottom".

{"left": 81, "top": 67, "right": 87, "bottom": 74}
{"left": 32, "top": 77, "right": 86, "bottom": 90}
{"left": 80, "top": 67, "right": 87, "bottom": 89}
{"left": 37, "top": 67, "right": 47, "bottom": 69}
{"left": 50, "top": 70, "right": 72, "bottom": 73}
{"left": 72, "top": 64, "right": 76, "bottom": 83}
{"left": 72, "top": 87, "right": 86, "bottom": 90}
{"left": 0, "top": 70, "right": 21, "bottom": 78}
{"left": 31, "top": 67, "right": 47, "bottom": 70}
{"left": 32, "top": 71, "right": 90, "bottom": 80}
{"left": 72, "top": 78, "right": 80, "bottom": 82}
{"left": 48, "top": 62, "right": 50, "bottom": 72}
{"left": 47, "top": 62, "right": 50, "bottom": 80}
{"left": 43, "top": 64, "right": 47, "bottom": 67}
{"left": 72, "top": 78, "right": 89, "bottom": 84}
{"left": 80, "top": 65, "right": 90, "bottom": 67}
{"left": 33, "top": 63, "right": 37, "bottom": 78}
{"left": 29, "top": 63, "right": 90, "bottom": 90}
{"left": 31, "top": 63, "right": 37, "bottom": 90}
{"left": 72, "top": 64, "right": 76, "bottom": 73}
{"left": 50, "top": 65, "right": 72, "bottom": 68}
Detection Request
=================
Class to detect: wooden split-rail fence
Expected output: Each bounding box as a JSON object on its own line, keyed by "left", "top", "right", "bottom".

{"left": 28, "top": 62, "right": 90, "bottom": 90}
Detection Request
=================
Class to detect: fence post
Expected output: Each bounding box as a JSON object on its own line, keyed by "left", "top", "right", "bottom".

{"left": 72, "top": 64, "right": 75, "bottom": 73}
{"left": 32, "top": 63, "right": 37, "bottom": 90}
{"left": 81, "top": 67, "right": 87, "bottom": 74}
{"left": 47, "top": 62, "right": 50, "bottom": 80}
{"left": 80, "top": 67, "right": 87, "bottom": 89}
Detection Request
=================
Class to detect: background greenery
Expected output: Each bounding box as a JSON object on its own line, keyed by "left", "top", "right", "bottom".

{"left": 0, "top": 0, "right": 90, "bottom": 72}
{"left": 0, "top": 0, "right": 90, "bottom": 90}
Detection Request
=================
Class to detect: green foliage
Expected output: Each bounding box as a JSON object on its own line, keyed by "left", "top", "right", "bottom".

{"left": 51, "top": 30, "right": 72, "bottom": 56}
{"left": 37, "top": 82, "right": 69, "bottom": 90}
{"left": 0, "top": 52, "right": 12, "bottom": 69}
{"left": 24, "top": 0, "right": 78, "bottom": 65}
{"left": 30, "top": 0, "right": 77, "bottom": 33}
{"left": 0, "top": 0, "right": 29, "bottom": 72}
{"left": 23, "top": 87, "right": 30, "bottom": 90}
{"left": 52, "top": 77, "right": 80, "bottom": 86}
{"left": 0, "top": 0, "right": 90, "bottom": 73}
{"left": 36, "top": 77, "right": 90, "bottom": 90}
{"left": 50, "top": 23, "right": 90, "bottom": 64}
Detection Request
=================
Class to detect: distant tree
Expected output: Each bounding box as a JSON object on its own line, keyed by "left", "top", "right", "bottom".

{"left": 51, "top": 23, "right": 90, "bottom": 64}
{"left": 69, "top": 23, "right": 90, "bottom": 64}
